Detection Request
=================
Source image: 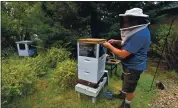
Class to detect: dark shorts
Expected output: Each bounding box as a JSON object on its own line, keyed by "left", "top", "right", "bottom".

{"left": 121, "top": 67, "right": 143, "bottom": 93}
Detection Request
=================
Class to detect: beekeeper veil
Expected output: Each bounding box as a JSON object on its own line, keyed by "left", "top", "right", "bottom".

{"left": 119, "top": 8, "right": 150, "bottom": 45}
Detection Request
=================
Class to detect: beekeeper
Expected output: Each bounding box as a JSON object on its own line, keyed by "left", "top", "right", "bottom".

{"left": 103, "top": 8, "right": 151, "bottom": 108}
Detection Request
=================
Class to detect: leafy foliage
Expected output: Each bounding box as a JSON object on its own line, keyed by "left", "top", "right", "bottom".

{"left": 151, "top": 24, "right": 178, "bottom": 71}
{"left": 1, "top": 47, "right": 73, "bottom": 105}
{"left": 51, "top": 59, "right": 77, "bottom": 90}
{"left": 2, "top": 58, "right": 38, "bottom": 105}
{"left": 1, "top": 47, "right": 16, "bottom": 58}
{"left": 2, "top": 1, "right": 169, "bottom": 49}
{"left": 46, "top": 47, "right": 71, "bottom": 68}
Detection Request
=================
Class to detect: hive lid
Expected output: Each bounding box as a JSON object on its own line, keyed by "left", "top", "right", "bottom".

{"left": 16, "top": 40, "right": 33, "bottom": 44}
{"left": 78, "top": 38, "right": 106, "bottom": 44}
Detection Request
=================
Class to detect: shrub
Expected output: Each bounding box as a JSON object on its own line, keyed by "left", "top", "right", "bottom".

{"left": 51, "top": 59, "right": 77, "bottom": 90}
{"left": 166, "top": 71, "right": 178, "bottom": 80}
{"left": 151, "top": 24, "right": 178, "bottom": 72}
{"left": 1, "top": 58, "right": 37, "bottom": 105}
{"left": 1, "top": 47, "right": 72, "bottom": 105}
{"left": 46, "top": 47, "right": 71, "bottom": 68}
{"left": 28, "top": 55, "right": 48, "bottom": 76}
{"left": 1, "top": 47, "right": 16, "bottom": 58}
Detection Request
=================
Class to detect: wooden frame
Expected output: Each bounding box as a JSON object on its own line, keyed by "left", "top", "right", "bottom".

{"left": 78, "top": 38, "right": 106, "bottom": 44}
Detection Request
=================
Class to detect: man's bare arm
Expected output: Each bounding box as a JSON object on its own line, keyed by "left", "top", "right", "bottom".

{"left": 103, "top": 42, "right": 132, "bottom": 59}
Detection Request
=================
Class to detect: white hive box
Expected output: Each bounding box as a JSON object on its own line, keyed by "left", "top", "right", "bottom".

{"left": 77, "top": 38, "right": 106, "bottom": 84}
{"left": 16, "top": 40, "right": 37, "bottom": 56}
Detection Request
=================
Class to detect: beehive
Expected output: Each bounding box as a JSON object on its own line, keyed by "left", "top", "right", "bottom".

{"left": 77, "top": 38, "right": 107, "bottom": 84}
{"left": 16, "top": 41, "right": 37, "bottom": 56}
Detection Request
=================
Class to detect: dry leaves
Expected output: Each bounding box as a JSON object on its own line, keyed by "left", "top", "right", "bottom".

{"left": 152, "top": 79, "right": 178, "bottom": 108}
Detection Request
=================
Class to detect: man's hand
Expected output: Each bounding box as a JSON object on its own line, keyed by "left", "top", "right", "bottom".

{"left": 108, "top": 39, "right": 122, "bottom": 45}
{"left": 103, "top": 42, "right": 111, "bottom": 49}
{"left": 103, "top": 41, "right": 132, "bottom": 59}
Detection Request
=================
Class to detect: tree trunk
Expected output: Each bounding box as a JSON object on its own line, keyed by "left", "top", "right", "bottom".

{"left": 90, "top": 3, "right": 100, "bottom": 38}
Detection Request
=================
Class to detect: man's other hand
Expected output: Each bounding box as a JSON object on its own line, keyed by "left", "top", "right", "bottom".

{"left": 108, "top": 39, "right": 121, "bottom": 44}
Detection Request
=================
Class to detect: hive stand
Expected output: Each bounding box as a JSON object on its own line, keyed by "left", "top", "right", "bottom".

{"left": 75, "top": 70, "right": 109, "bottom": 104}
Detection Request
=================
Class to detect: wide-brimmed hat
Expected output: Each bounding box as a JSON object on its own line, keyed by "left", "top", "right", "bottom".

{"left": 119, "top": 8, "right": 149, "bottom": 18}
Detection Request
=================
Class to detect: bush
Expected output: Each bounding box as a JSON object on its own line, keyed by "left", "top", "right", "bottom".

{"left": 151, "top": 24, "right": 178, "bottom": 72}
{"left": 51, "top": 59, "right": 77, "bottom": 90}
{"left": 1, "top": 47, "right": 16, "bottom": 58}
{"left": 1, "top": 48, "right": 73, "bottom": 105}
{"left": 1, "top": 58, "right": 37, "bottom": 105}
{"left": 28, "top": 55, "right": 48, "bottom": 76}
{"left": 166, "top": 71, "right": 178, "bottom": 80}
{"left": 46, "top": 47, "right": 71, "bottom": 68}
{"left": 1, "top": 47, "right": 72, "bottom": 105}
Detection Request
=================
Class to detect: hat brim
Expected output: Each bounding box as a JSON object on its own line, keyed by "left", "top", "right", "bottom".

{"left": 119, "top": 14, "right": 149, "bottom": 18}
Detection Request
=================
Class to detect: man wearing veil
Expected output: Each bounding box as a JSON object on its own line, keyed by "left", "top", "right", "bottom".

{"left": 103, "top": 8, "right": 151, "bottom": 108}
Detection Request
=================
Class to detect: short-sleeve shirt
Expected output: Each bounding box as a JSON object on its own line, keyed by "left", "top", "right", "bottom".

{"left": 121, "top": 27, "right": 151, "bottom": 71}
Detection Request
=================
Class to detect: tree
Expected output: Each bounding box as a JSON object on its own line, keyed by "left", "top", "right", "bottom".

{"left": 1, "top": 2, "right": 51, "bottom": 48}
{"left": 1, "top": 1, "right": 171, "bottom": 52}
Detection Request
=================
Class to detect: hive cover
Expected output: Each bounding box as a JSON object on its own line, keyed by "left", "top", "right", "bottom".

{"left": 78, "top": 38, "right": 106, "bottom": 44}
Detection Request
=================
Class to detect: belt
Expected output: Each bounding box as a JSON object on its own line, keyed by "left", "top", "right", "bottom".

{"left": 122, "top": 66, "right": 142, "bottom": 75}
{"left": 122, "top": 67, "right": 131, "bottom": 75}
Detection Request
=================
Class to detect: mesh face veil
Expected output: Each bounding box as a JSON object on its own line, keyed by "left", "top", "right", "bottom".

{"left": 119, "top": 16, "right": 150, "bottom": 29}
{"left": 119, "top": 16, "right": 150, "bottom": 45}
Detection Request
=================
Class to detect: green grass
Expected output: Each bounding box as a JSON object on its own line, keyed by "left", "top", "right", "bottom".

{"left": 9, "top": 65, "right": 156, "bottom": 108}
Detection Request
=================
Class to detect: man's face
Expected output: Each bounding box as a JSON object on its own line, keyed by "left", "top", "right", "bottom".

{"left": 122, "top": 16, "right": 138, "bottom": 28}
{"left": 123, "top": 17, "right": 129, "bottom": 28}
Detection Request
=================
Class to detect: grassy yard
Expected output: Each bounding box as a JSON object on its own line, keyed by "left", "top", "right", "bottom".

{"left": 9, "top": 65, "right": 157, "bottom": 108}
